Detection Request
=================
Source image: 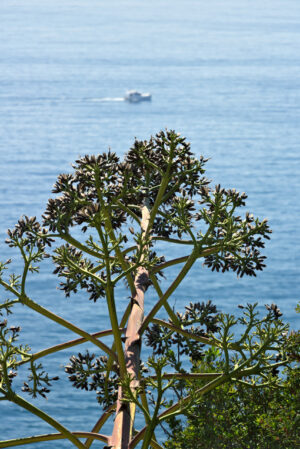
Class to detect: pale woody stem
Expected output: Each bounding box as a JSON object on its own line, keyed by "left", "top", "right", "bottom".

{"left": 110, "top": 204, "right": 150, "bottom": 449}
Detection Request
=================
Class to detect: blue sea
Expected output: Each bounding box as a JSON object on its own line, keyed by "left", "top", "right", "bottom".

{"left": 0, "top": 0, "right": 299, "bottom": 447}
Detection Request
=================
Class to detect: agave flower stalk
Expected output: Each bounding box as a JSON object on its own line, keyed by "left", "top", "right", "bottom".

{"left": 0, "top": 131, "right": 293, "bottom": 449}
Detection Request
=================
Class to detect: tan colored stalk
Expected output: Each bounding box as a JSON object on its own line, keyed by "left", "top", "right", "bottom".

{"left": 109, "top": 203, "right": 150, "bottom": 449}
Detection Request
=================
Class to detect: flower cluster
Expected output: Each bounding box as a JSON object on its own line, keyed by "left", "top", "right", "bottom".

{"left": 65, "top": 351, "right": 149, "bottom": 408}
{"left": 53, "top": 245, "right": 106, "bottom": 301}
{"left": 146, "top": 301, "right": 219, "bottom": 362}
{"left": 22, "top": 362, "right": 59, "bottom": 399}
{"left": 65, "top": 351, "right": 119, "bottom": 408}
{"left": 6, "top": 216, "right": 53, "bottom": 253}
{"left": 38, "top": 130, "right": 272, "bottom": 281}
{"left": 123, "top": 130, "right": 208, "bottom": 208}
{"left": 43, "top": 152, "right": 127, "bottom": 233}
{"left": 0, "top": 321, "right": 29, "bottom": 392}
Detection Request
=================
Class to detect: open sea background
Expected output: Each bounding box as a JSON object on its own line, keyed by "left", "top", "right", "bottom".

{"left": 0, "top": 0, "right": 299, "bottom": 447}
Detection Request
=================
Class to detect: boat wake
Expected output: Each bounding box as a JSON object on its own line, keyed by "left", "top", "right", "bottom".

{"left": 88, "top": 97, "right": 125, "bottom": 102}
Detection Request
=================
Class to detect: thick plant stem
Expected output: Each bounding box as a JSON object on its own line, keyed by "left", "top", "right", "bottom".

{"left": 109, "top": 203, "right": 150, "bottom": 449}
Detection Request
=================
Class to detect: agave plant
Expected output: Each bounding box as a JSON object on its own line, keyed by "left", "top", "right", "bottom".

{"left": 0, "top": 131, "right": 292, "bottom": 449}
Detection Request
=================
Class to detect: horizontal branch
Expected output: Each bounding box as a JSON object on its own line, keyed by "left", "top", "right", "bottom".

{"left": 17, "top": 328, "right": 125, "bottom": 367}
{"left": 0, "top": 299, "right": 20, "bottom": 310}
{"left": 147, "top": 372, "right": 221, "bottom": 382}
{"left": 151, "top": 244, "right": 222, "bottom": 275}
{"left": 151, "top": 318, "right": 212, "bottom": 345}
{"left": 122, "top": 245, "right": 138, "bottom": 256}
{"left": 151, "top": 256, "right": 189, "bottom": 274}
{"left": 235, "top": 379, "right": 272, "bottom": 389}
{"left": 150, "top": 319, "right": 242, "bottom": 352}
{"left": 20, "top": 293, "right": 118, "bottom": 361}
{"left": 157, "top": 363, "right": 268, "bottom": 423}
{"left": 151, "top": 236, "right": 194, "bottom": 245}
{"left": 0, "top": 432, "right": 108, "bottom": 448}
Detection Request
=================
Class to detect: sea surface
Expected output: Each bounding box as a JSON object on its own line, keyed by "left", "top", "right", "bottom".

{"left": 0, "top": 0, "right": 299, "bottom": 447}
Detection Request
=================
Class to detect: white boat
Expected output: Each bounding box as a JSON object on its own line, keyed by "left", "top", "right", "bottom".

{"left": 124, "top": 90, "right": 152, "bottom": 103}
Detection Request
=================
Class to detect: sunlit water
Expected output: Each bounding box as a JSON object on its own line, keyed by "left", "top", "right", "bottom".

{"left": 0, "top": 0, "right": 300, "bottom": 447}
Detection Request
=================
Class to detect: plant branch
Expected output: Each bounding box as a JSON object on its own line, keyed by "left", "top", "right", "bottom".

{"left": 0, "top": 432, "right": 108, "bottom": 448}
{"left": 0, "top": 299, "right": 19, "bottom": 310}
{"left": 151, "top": 236, "right": 194, "bottom": 245}
{"left": 106, "top": 285, "right": 127, "bottom": 377}
{"left": 147, "top": 372, "right": 221, "bottom": 382}
{"left": 85, "top": 403, "right": 116, "bottom": 448}
{"left": 114, "top": 201, "right": 141, "bottom": 224}
{"left": 19, "top": 293, "right": 117, "bottom": 360}
{"left": 95, "top": 173, "right": 135, "bottom": 295}
{"left": 16, "top": 328, "right": 125, "bottom": 367}
{"left": 60, "top": 232, "right": 104, "bottom": 260}
{"left": 151, "top": 244, "right": 222, "bottom": 275}
{"left": 150, "top": 275, "right": 179, "bottom": 325}
{"left": 65, "top": 255, "right": 107, "bottom": 287}
{"left": 103, "top": 302, "right": 132, "bottom": 399}
{"left": 139, "top": 250, "right": 198, "bottom": 335}
{"left": 0, "top": 388, "right": 86, "bottom": 449}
